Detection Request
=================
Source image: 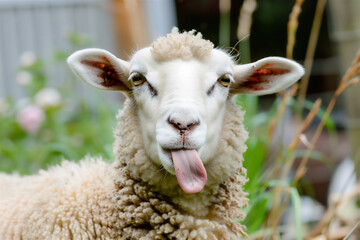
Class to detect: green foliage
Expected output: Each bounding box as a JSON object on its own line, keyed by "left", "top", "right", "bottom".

{"left": 0, "top": 46, "right": 117, "bottom": 175}
{"left": 290, "top": 187, "right": 302, "bottom": 240}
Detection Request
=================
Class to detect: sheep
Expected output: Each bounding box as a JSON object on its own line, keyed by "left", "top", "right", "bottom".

{"left": 0, "top": 28, "right": 304, "bottom": 240}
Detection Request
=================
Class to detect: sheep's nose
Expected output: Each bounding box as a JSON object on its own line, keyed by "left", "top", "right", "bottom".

{"left": 168, "top": 117, "right": 200, "bottom": 133}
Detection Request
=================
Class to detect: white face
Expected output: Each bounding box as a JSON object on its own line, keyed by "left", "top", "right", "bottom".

{"left": 129, "top": 48, "right": 234, "bottom": 174}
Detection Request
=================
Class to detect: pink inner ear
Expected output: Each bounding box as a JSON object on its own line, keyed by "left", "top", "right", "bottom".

{"left": 81, "top": 57, "right": 123, "bottom": 87}
{"left": 241, "top": 64, "right": 290, "bottom": 91}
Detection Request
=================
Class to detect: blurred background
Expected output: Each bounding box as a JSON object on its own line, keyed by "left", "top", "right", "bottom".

{"left": 0, "top": 0, "right": 359, "bottom": 238}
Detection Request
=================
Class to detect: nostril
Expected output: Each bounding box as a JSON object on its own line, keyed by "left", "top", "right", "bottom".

{"left": 168, "top": 117, "right": 200, "bottom": 131}
{"left": 186, "top": 121, "right": 200, "bottom": 129}
{"left": 168, "top": 118, "right": 182, "bottom": 130}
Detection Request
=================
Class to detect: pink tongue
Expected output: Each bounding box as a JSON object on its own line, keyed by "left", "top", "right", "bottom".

{"left": 171, "top": 149, "right": 207, "bottom": 194}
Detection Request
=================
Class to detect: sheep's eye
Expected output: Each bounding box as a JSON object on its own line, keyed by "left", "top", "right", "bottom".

{"left": 131, "top": 74, "right": 146, "bottom": 86}
{"left": 218, "top": 75, "right": 231, "bottom": 87}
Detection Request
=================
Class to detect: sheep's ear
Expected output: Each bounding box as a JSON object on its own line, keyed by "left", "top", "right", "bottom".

{"left": 67, "top": 48, "right": 131, "bottom": 91}
{"left": 231, "top": 57, "right": 304, "bottom": 95}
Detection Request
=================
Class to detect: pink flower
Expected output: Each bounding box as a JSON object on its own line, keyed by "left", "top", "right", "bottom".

{"left": 17, "top": 105, "right": 45, "bottom": 134}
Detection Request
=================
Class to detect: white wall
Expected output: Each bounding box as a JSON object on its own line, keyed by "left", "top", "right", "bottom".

{"left": 142, "top": 0, "right": 177, "bottom": 43}
{"left": 0, "top": 0, "right": 117, "bottom": 99}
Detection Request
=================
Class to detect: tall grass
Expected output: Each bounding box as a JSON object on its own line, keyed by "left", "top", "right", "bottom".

{"left": 235, "top": 0, "right": 360, "bottom": 239}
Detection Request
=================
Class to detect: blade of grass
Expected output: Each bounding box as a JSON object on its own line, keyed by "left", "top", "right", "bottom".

{"left": 290, "top": 187, "right": 302, "bottom": 240}
{"left": 243, "top": 193, "right": 270, "bottom": 234}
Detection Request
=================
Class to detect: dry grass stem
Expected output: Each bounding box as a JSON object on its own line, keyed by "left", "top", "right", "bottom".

{"left": 340, "top": 50, "right": 360, "bottom": 85}
{"left": 288, "top": 98, "right": 321, "bottom": 151}
{"left": 219, "top": 0, "right": 231, "bottom": 13}
{"left": 237, "top": 0, "right": 257, "bottom": 40}
{"left": 335, "top": 77, "right": 359, "bottom": 96}
{"left": 298, "top": 0, "right": 327, "bottom": 107}
{"left": 286, "top": 0, "right": 305, "bottom": 59}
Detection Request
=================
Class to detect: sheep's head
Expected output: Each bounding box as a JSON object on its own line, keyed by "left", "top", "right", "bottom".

{"left": 67, "top": 28, "right": 304, "bottom": 194}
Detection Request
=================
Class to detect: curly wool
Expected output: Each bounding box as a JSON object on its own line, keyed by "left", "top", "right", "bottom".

{"left": 111, "top": 99, "right": 248, "bottom": 239}
{"left": 0, "top": 158, "right": 118, "bottom": 240}
{"left": 151, "top": 27, "right": 214, "bottom": 62}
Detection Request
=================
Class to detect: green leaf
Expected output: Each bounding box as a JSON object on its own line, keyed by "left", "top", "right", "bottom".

{"left": 243, "top": 136, "right": 268, "bottom": 182}
{"left": 243, "top": 192, "right": 270, "bottom": 234}
{"left": 290, "top": 187, "right": 302, "bottom": 240}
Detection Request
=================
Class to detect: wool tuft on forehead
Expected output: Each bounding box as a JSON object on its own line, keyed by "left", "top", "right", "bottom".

{"left": 151, "top": 27, "right": 214, "bottom": 62}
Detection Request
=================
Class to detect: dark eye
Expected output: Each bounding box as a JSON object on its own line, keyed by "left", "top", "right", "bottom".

{"left": 218, "top": 75, "right": 231, "bottom": 87}
{"left": 131, "top": 74, "right": 146, "bottom": 86}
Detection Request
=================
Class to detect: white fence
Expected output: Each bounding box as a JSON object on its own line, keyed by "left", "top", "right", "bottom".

{"left": 0, "top": 0, "right": 117, "bottom": 99}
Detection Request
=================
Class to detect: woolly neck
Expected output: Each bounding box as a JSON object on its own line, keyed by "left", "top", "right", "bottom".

{"left": 113, "top": 98, "right": 248, "bottom": 216}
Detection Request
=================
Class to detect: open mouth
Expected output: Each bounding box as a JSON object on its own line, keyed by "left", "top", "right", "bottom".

{"left": 165, "top": 148, "right": 207, "bottom": 194}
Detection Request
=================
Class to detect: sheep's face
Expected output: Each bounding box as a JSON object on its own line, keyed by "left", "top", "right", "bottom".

{"left": 68, "top": 45, "right": 304, "bottom": 194}
{"left": 129, "top": 48, "right": 233, "bottom": 193}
